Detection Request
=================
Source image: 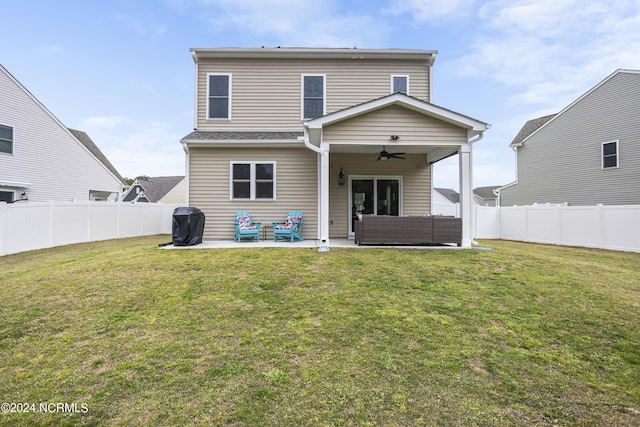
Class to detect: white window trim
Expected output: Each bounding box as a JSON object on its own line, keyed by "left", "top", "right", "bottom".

{"left": 390, "top": 75, "right": 409, "bottom": 94}
{"left": 301, "top": 74, "right": 326, "bottom": 120}
{"left": 601, "top": 140, "right": 619, "bottom": 169}
{"left": 206, "top": 73, "right": 232, "bottom": 120}
{"left": 230, "top": 161, "right": 277, "bottom": 201}
{"left": 0, "top": 123, "right": 14, "bottom": 155}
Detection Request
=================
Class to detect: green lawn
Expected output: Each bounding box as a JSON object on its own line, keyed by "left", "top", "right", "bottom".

{"left": 0, "top": 237, "right": 639, "bottom": 426}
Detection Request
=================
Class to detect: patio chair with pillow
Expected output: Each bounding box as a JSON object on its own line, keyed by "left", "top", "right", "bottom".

{"left": 272, "top": 211, "right": 304, "bottom": 242}
{"left": 234, "top": 211, "right": 261, "bottom": 242}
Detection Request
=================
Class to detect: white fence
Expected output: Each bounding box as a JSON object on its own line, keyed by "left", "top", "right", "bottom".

{"left": 474, "top": 204, "right": 640, "bottom": 253}
{"left": 2, "top": 201, "right": 639, "bottom": 255}
{"left": 0, "top": 201, "right": 184, "bottom": 256}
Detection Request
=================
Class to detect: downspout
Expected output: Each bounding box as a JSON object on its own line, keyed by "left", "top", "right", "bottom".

{"left": 182, "top": 142, "right": 190, "bottom": 206}
{"left": 303, "top": 127, "right": 330, "bottom": 252}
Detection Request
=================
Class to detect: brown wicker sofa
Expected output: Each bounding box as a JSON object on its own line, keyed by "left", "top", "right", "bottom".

{"left": 354, "top": 215, "right": 462, "bottom": 246}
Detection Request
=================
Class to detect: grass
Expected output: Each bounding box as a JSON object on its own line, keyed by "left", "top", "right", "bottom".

{"left": 0, "top": 236, "right": 639, "bottom": 426}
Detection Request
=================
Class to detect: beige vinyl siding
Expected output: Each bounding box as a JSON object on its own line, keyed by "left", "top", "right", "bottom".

{"left": 323, "top": 105, "right": 467, "bottom": 144}
{"left": 195, "top": 58, "right": 431, "bottom": 131}
{"left": 189, "top": 147, "right": 318, "bottom": 239}
{"left": 328, "top": 153, "right": 431, "bottom": 237}
{"left": 501, "top": 71, "right": 640, "bottom": 206}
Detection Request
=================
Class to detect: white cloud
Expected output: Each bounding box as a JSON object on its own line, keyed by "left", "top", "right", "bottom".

{"left": 456, "top": 0, "right": 640, "bottom": 109}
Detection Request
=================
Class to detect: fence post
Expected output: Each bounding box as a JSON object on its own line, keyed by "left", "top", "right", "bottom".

{"left": 0, "top": 202, "right": 6, "bottom": 256}
{"left": 49, "top": 200, "right": 55, "bottom": 249}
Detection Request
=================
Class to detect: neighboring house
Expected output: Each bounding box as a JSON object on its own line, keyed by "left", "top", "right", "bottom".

{"left": 180, "top": 48, "right": 490, "bottom": 248}
{"left": 432, "top": 186, "right": 501, "bottom": 216}
{"left": 0, "top": 64, "right": 124, "bottom": 202}
{"left": 473, "top": 186, "right": 500, "bottom": 206}
{"left": 122, "top": 176, "right": 185, "bottom": 203}
{"left": 499, "top": 69, "right": 640, "bottom": 206}
{"left": 432, "top": 187, "right": 459, "bottom": 216}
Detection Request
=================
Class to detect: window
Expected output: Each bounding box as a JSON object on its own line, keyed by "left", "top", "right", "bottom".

{"left": 231, "top": 162, "right": 275, "bottom": 200}
{"left": 391, "top": 75, "right": 409, "bottom": 94}
{"left": 0, "top": 191, "right": 14, "bottom": 203}
{"left": 207, "top": 74, "right": 231, "bottom": 119}
{"left": 0, "top": 124, "right": 13, "bottom": 154}
{"left": 602, "top": 141, "right": 619, "bottom": 169}
{"left": 302, "top": 75, "right": 325, "bottom": 119}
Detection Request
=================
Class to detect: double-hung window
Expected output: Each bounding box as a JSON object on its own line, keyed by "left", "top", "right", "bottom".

{"left": 0, "top": 124, "right": 13, "bottom": 154}
{"left": 602, "top": 141, "right": 619, "bottom": 169}
{"left": 231, "top": 162, "right": 275, "bottom": 200}
{"left": 391, "top": 75, "right": 409, "bottom": 94}
{"left": 207, "top": 74, "right": 231, "bottom": 119}
{"left": 302, "top": 75, "right": 325, "bottom": 119}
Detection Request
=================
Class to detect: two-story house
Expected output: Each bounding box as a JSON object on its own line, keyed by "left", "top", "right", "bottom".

{"left": 0, "top": 64, "right": 124, "bottom": 203}
{"left": 180, "top": 48, "right": 490, "bottom": 248}
{"left": 499, "top": 69, "right": 640, "bottom": 206}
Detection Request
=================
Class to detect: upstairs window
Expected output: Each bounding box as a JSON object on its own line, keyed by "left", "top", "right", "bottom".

{"left": 207, "top": 74, "right": 231, "bottom": 119}
{"left": 302, "top": 75, "right": 325, "bottom": 119}
{"left": 391, "top": 75, "right": 409, "bottom": 94}
{"left": 231, "top": 162, "right": 275, "bottom": 200}
{"left": 602, "top": 141, "right": 618, "bottom": 169}
{"left": 0, "top": 124, "right": 13, "bottom": 154}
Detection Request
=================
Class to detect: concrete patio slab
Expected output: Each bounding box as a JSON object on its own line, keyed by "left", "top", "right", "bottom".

{"left": 161, "top": 238, "right": 493, "bottom": 251}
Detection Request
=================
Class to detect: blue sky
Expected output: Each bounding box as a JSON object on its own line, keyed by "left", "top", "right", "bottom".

{"left": 2, "top": 0, "right": 639, "bottom": 189}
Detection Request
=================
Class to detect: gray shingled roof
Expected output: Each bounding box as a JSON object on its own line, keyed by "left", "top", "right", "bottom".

{"left": 181, "top": 131, "right": 304, "bottom": 142}
{"left": 136, "top": 176, "right": 184, "bottom": 202}
{"left": 474, "top": 186, "right": 501, "bottom": 200}
{"left": 68, "top": 128, "right": 125, "bottom": 184}
{"left": 509, "top": 114, "right": 556, "bottom": 147}
{"left": 434, "top": 188, "right": 459, "bottom": 203}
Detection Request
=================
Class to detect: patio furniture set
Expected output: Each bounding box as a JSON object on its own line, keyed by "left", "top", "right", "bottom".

{"left": 234, "top": 211, "right": 304, "bottom": 243}
{"left": 234, "top": 211, "right": 461, "bottom": 246}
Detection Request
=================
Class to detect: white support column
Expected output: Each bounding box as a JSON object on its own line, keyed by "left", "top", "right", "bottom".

{"left": 318, "top": 142, "right": 330, "bottom": 252}
{"left": 458, "top": 145, "right": 473, "bottom": 248}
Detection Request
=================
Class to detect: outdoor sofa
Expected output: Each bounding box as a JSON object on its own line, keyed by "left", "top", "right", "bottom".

{"left": 354, "top": 215, "right": 462, "bottom": 246}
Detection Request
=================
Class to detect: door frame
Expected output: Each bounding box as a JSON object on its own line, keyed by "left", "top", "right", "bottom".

{"left": 348, "top": 175, "right": 403, "bottom": 237}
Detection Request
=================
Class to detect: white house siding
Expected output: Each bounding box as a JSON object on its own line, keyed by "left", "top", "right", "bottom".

{"left": 0, "top": 66, "right": 123, "bottom": 202}
{"left": 195, "top": 58, "right": 431, "bottom": 131}
{"left": 188, "top": 147, "right": 318, "bottom": 239}
{"left": 500, "top": 71, "right": 640, "bottom": 206}
{"left": 328, "top": 153, "right": 430, "bottom": 237}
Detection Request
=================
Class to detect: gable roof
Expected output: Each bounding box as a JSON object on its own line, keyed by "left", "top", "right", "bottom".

{"left": 473, "top": 186, "right": 501, "bottom": 200}
{"left": 0, "top": 64, "right": 125, "bottom": 188}
{"left": 68, "top": 129, "right": 124, "bottom": 184}
{"left": 434, "top": 188, "right": 459, "bottom": 203}
{"left": 509, "top": 114, "right": 556, "bottom": 147}
{"left": 305, "top": 92, "right": 490, "bottom": 136}
{"left": 512, "top": 69, "right": 640, "bottom": 147}
{"left": 130, "top": 176, "right": 184, "bottom": 202}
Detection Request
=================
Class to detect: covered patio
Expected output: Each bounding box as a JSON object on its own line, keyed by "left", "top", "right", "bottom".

{"left": 302, "top": 93, "right": 490, "bottom": 251}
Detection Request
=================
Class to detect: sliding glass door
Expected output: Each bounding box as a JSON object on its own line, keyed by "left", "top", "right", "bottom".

{"left": 350, "top": 177, "right": 401, "bottom": 235}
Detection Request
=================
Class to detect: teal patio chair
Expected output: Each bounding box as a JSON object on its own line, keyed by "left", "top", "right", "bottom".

{"left": 234, "top": 211, "right": 261, "bottom": 242}
{"left": 272, "top": 211, "right": 304, "bottom": 242}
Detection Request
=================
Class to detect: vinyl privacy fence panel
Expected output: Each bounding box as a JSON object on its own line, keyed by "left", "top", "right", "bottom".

{"left": 0, "top": 202, "right": 183, "bottom": 256}
{"left": 475, "top": 204, "right": 640, "bottom": 253}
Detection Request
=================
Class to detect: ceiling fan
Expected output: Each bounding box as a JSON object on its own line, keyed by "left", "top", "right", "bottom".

{"left": 377, "top": 146, "right": 405, "bottom": 160}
